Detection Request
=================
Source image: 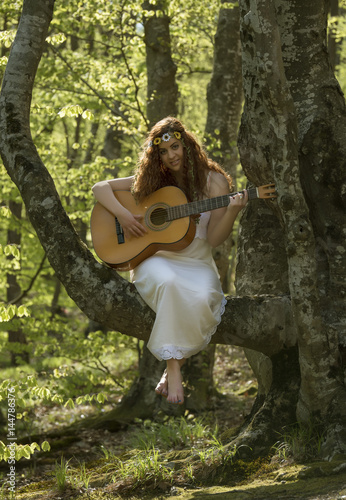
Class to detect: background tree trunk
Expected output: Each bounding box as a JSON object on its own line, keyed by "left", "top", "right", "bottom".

{"left": 143, "top": 1, "right": 178, "bottom": 127}
{"left": 205, "top": 0, "right": 243, "bottom": 291}
{"left": 6, "top": 200, "right": 29, "bottom": 365}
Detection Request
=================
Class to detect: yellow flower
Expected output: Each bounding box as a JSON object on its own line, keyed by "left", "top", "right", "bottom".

{"left": 153, "top": 137, "right": 161, "bottom": 145}
{"left": 174, "top": 131, "right": 181, "bottom": 140}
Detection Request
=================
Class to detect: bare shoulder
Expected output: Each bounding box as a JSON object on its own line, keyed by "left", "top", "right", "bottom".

{"left": 208, "top": 171, "right": 230, "bottom": 196}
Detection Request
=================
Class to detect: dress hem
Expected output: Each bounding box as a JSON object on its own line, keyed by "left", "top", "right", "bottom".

{"left": 149, "top": 295, "right": 227, "bottom": 361}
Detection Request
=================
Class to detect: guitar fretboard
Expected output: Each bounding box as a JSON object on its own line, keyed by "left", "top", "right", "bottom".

{"left": 166, "top": 188, "right": 258, "bottom": 221}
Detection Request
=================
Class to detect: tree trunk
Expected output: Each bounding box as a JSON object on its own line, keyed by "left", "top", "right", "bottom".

{"left": 205, "top": 0, "right": 243, "bottom": 291}
{"left": 277, "top": 0, "right": 346, "bottom": 458}
{"left": 237, "top": 0, "right": 346, "bottom": 459}
{"left": 205, "top": 0, "right": 242, "bottom": 181}
{"left": 143, "top": 1, "right": 178, "bottom": 127}
{"left": 6, "top": 200, "right": 29, "bottom": 365}
{"left": 328, "top": 0, "right": 341, "bottom": 71}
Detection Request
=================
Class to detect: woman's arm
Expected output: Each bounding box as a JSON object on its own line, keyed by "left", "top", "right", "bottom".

{"left": 92, "top": 176, "right": 147, "bottom": 238}
{"left": 206, "top": 171, "right": 247, "bottom": 248}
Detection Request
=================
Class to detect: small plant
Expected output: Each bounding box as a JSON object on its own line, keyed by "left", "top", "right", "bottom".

{"left": 198, "top": 440, "right": 240, "bottom": 466}
{"left": 129, "top": 415, "right": 215, "bottom": 450}
{"left": 77, "top": 461, "right": 94, "bottom": 489}
{"left": 185, "top": 464, "right": 195, "bottom": 483}
{"left": 0, "top": 478, "right": 14, "bottom": 500}
{"left": 110, "top": 447, "right": 173, "bottom": 487}
{"left": 54, "top": 456, "right": 71, "bottom": 491}
{"left": 272, "top": 421, "right": 325, "bottom": 462}
{"left": 99, "top": 444, "right": 116, "bottom": 460}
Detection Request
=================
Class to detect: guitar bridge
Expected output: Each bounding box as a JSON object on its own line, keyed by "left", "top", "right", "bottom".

{"left": 115, "top": 217, "right": 125, "bottom": 244}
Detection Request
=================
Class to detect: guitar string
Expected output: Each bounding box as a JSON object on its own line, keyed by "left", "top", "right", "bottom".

{"left": 166, "top": 188, "right": 257, "bottom": 221}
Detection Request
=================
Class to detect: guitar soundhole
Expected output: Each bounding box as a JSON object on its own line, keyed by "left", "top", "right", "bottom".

{"left": 146, "top": 204, "right": 170, "bottom": 231}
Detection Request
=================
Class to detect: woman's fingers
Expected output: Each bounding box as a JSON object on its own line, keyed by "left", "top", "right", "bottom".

{"left": 123, "top": 214, "right": 147, "bottom": 238}
{"left": 230, "top": 190, "right": 248, "bottom": 207}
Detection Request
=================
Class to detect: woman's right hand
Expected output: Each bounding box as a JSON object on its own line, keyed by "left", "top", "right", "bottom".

{"left": 116, "top": 209, "right": 147, "bottom": 239}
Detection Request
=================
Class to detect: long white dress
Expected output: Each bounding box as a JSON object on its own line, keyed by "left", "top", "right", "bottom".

{"left": 131, "top": 207, "right": 227, "bottom": 361}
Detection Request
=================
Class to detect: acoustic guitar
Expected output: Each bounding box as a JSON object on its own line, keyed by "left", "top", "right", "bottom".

{"left": 90, "top": 184, "right": 276, "bottom": 271}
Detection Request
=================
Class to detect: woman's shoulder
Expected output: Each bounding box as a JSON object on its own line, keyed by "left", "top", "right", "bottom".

{"left": 208, "top": 170, "right": 230, "bottom": 196}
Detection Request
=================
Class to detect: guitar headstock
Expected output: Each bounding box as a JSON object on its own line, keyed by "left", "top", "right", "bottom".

{"left": 256, "top": 183, "right": 277, "bottom": 199}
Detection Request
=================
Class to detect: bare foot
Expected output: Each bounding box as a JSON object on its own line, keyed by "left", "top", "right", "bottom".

{"left": 166, "top": 359, "right": 184, "bottom": 404}
{"left": 155, "top": 369, "right": 168, "bottom": 397}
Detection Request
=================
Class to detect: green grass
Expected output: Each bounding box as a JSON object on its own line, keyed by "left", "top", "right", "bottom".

{"left": 128, "top": 415, "right": 218, "bottom": 451}
{"left": 272, "top": 421, "right": 325, "bottom": 462}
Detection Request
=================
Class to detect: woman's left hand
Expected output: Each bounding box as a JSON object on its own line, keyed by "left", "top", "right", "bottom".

{"left": 228, "top": 190, "right": 248, "bottom": 211}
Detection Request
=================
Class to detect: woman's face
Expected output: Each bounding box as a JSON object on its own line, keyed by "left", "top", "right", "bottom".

{"left": 158, "top": 137, "right": 184, "bottom": 177}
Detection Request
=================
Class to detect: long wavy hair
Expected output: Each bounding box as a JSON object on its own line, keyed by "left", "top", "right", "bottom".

{"left": 132, "top": 117, "right": 232, "bottom": 202}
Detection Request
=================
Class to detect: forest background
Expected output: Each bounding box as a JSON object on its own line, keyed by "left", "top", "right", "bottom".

{"left": 0, "top": 0, "right": 346, "bottom": 498}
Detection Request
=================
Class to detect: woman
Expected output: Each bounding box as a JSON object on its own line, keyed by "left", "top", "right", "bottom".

{"left": 92, "top": 117, "right": 247, "bottom": 405}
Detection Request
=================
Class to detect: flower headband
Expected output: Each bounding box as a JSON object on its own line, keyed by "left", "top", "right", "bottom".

{"left": 148, "top": 131, "right": 181, "bottom": 148}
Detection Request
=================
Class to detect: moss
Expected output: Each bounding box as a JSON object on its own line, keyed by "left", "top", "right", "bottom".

{"left": 194, "top": 457, "right": 272, "bottom": 487}
{"left": 15, "top": 479, "right": 55, "bottom": 499}
{"left": 12, "top": 457, "right": 346, "bottom": 500}
{"left": 219, "top": 426, "right": 242, "bottom": 443}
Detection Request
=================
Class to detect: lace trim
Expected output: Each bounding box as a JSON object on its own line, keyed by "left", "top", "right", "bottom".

{"left": 150, "top": 295, "right": 227, "bottom": 361}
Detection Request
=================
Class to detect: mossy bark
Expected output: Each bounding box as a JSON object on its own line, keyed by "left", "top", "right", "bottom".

{"left": 234, "top": 0, "right": 346, "bottom": 458}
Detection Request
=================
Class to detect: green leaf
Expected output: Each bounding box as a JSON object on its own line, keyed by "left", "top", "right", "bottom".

{"left": 41, "top": 441, "right": 51, "bottom": 452}
{"left": 96, "top": 393, "right": 106, "bottom": 404}
{"left": 64, "top": 398, "right": 75, "bottom": 409}
{"left": 17, "top": 305, "right": 30, "bottom": 317}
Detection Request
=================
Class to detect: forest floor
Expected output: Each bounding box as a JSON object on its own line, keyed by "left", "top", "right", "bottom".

{"left": 1, "top": 346, "right": 346, "bottom": 500}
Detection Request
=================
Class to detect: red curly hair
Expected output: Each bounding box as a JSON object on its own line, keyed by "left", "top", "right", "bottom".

{"left": 132, "top": 117, "right": 232, "bottom": 202}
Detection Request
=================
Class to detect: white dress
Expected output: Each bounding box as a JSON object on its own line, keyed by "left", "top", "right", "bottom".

{"left": 131, "top": 205, "right": 227, "bottom": 361}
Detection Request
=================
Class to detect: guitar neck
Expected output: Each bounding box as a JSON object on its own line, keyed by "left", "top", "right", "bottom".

{"left": 166, "top": 187, "right": 258, "bottom": 221}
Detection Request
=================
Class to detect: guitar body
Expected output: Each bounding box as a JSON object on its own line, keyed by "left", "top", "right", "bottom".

{"left": 90, "top": 186, "right": 196, "bottom": 271}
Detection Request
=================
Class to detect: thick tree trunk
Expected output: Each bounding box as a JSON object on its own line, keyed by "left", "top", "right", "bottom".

{"left": 276, "top": 0, "right": 346, "bottom": 457}
{"left": 237, "top": 0, "right": 346, "bottom": 458}
{"left": 236, "top": 200, "right": 293, "bottom": 431}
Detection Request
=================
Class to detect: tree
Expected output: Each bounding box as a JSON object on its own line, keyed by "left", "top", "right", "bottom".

{"left": 205, "top": 0, "right": 243, "bottom": 290}
{"left": 6, "top": 200, "right": 29, "bottom": 365}
{"left": 236, "top": 0, "right": 346, "bottom": 459}
{"left": 143, "top": 1, "right": 178, "bottom": 127}
{"left": 1, "top": 0, "right": 345, "bottom": 460}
